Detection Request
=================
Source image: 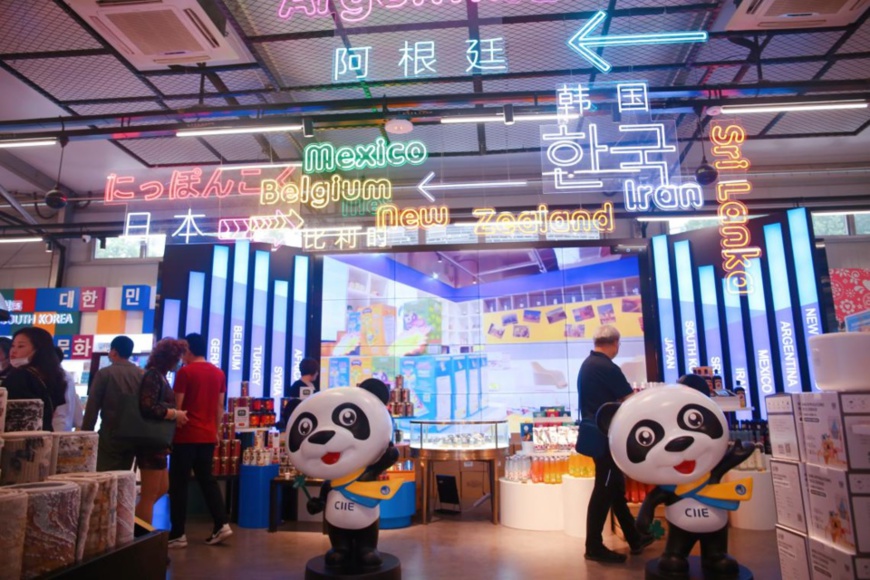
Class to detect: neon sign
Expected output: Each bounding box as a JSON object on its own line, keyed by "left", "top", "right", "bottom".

{"left": 105, "top": 165, "right": 295, "bottom": 203}
{"left": 124, "top": 212, "right": 151, "bottom": 238}
{"left": 709, "top": 121, "right": 761, "bottom": 295}
{"left": 303, "top": 137, "right": 427, "bottom": 174}
{"left": 259, "top": 175, "right": 392, "bottom": 209}
{"left": 217, "top": 209, "right": 305, "bottom": 241}
{"left": 567, "top": 11, "right": 708, "bottom": 73}
{"left": 374, "top": 202, "right": 614, "bottom": 236}
{"left": 278, "top": 0, "right": 561, "bottom": 24}
{"left": 623, "top": 180, "right": 703, "bottom": 212}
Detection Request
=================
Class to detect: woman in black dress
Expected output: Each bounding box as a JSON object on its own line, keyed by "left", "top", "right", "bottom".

{"left": 1, "top": 327, "right": 66, "bottom": 431}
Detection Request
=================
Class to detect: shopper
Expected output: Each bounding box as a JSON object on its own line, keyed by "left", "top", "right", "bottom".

{"left": 0, "top": 337, "right": 12, "bottom": 380}
{"left": 135, "top": 338, "right": 188, "bottom": 525}
{"left": 1, "top": 327, "right": 67, "bottom": 431}
{"left": 168, "top": 333, "right": 232, "bottom": 548}
{"left": 52, "top": 346, "right": 83, "bottom": 432}
{"left": 578, "top": 325, "right": 652, "bottom": 563}
{"left": 284, "top": 357, "right": 320, "bottom": 398}
{"left": 83, "top": 335, "right": 145, "bottom": 471}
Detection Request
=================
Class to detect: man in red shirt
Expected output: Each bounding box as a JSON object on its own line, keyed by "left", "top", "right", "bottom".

{"left": 168, "top": 333, "right": 232, "bottom": 548}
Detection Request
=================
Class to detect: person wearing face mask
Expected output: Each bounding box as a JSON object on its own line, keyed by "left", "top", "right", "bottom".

{"left": 0, "top": 327, "right": 67, "bottom": 431}
{"left": 0, "top": 337, "right": 12, "bottom": 380}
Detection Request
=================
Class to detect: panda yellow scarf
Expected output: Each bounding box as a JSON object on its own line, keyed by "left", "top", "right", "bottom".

{"left": 662, "top": 473, "right": 753, "bottom": 511}
{"left": 330, "top": 468, "right": 405, "bottom": 508}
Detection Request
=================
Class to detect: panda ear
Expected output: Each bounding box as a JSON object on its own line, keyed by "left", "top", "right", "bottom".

{"left": 596, "top": 402, "right": 621, "bottom": 434}
{"left": 358, "top": 378, "right": 390, "bottom": 405}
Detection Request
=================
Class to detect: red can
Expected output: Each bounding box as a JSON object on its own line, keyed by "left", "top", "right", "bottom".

{"left": 265, "top": 399, "right": 275, "bottom": 412}
{"left": 252, "top": 399, "right": 263, "bottom": 412}
{"left": 250, "top": 413, "right": 260, "bottom": 428}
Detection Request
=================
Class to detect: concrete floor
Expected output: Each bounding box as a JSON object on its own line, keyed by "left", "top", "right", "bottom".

{"left": 165, "top": 511, "right": 781, "bottom": 580}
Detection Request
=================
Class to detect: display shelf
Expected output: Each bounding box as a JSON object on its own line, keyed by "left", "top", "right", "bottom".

{"left": 409, "top": 419, "right": 509, "bottom": 451}
{"left": 41, "top": 530, "right": 168, "bottom": 580}
{"left": 235, "top": 427, "right": 272, "bottom": 433}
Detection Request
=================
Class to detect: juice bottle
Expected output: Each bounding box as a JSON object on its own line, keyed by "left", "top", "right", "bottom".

{"left": 532, "top": 457, "right": 542, "bottom": 483}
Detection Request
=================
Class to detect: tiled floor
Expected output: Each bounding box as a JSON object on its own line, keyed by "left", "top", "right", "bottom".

{"left": 166, "top": 510, "right": 781, "bottom": 580}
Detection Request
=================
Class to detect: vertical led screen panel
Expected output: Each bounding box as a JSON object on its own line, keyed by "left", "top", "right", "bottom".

{"left": 674, "top": 241, "right": 700, "bottom": 372}
{"left": 185, "top": 271, "right": 205, "bottom": 335}
{"left": 787, "top": 208, "right": 822, "bottom": 390}
{"left": 722, "top": 279, "right": 750, "bottom": 408}
{"left": 249, "top": 251, "right": 270, "bottom": 398}
{"left": 290, "top": 255, "right": 310, "bottom": 384}
{"left": 698, "top": 266, "right": 723, "bottom": 375}
{"left": 746, "top": 258, "right": 774, "bottom": 419}
{"left": 271, "top": 280, "right": 289, "bottom": 405}
{"left": 162, "top": 298, "right": 181, "bottom": 339}
{"left": 764, "top": 223, "right": 803, "bottom": 394}
{"left": 319, "top": 248, "right": 646, "bottom": 429}
{"left": 652, "top": 236, "right": 679, "bottom": 382}
{"left": 207, "top": 245, "right": 229, "bottom": 367}
{"left": 228, "top": 240, "right": 250, "bottom": 397}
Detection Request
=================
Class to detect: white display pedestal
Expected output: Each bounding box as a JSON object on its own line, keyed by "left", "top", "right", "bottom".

{"left": 499, "top": 478, "right": 564, "bottom": 531}
{"left": 562, "top": 475, "right": 595, "bottom": 539}
{"left": 723, "top": 470, "right": 776, "bottom": 531}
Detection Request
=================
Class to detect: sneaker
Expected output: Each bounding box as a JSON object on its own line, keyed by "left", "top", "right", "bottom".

{"left": 168, "top": 535, "right": 188, "bottom": 549}
{"left": 205, "top": 524, "right": 233, "bottom": 545}
{"left": 584, "top": 546, "right": 627, "bottom": 564}
{"left": 630, "top": 534, "right": 655, "bottom": 555}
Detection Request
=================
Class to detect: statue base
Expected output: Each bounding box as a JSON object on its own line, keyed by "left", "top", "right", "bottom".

{"left": 305, "top": 553, "right": 401, "bottom": 580}
{"left": 645, "top": 556, "right": 752, "bottom": 580}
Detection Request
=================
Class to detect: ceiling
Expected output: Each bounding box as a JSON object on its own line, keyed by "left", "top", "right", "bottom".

{"left": 0, "top": 0, "right": 869, "bottom": 239}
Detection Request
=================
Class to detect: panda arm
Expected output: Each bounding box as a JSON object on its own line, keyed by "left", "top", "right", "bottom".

{"left": 307, "top": 480, "right": 332, "bottom": 515}
{"left": 636, "top": 486, "right": 668, "bottom": 533}
{"left": 359, "top": 442, "right": 400, "bottom": 482}
{"left": 710, "top": 440, "right": 756, "bottom": 483}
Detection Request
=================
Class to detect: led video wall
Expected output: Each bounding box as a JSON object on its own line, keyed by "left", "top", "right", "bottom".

{"left": 159, "top": 241, "right": 310, "bottom": 401}
{"left": 318, "top": 247, "right": 646, "bottom": 423}
{"left": 650, "top": 208, "right": 829, "bottom": 419}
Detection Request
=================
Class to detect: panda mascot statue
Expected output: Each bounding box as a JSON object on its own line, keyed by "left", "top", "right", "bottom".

{"left": 597, "top": 386, "right": 755, "bottom": 579}
{"left": 286, "top": 379, "right": 404, "bottom": 575}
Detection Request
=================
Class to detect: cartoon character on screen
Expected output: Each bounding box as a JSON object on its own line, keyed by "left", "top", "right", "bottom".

{"left": 597, "top": 386, "right": 755, "bottom": 578}
{"left": 286, "top": 379, "right": 401, "bottom": 570}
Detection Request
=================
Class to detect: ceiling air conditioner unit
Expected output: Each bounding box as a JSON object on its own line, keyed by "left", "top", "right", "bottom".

{"left": 65, "top": 0, "right": 254, "bottom": 71}
{"left": 719, "top": 0, "right": 869, "bottom": 30}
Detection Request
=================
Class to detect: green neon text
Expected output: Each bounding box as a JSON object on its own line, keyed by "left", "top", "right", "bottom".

{"left": 303, "top": 137, "right": 428, "bottom": 174}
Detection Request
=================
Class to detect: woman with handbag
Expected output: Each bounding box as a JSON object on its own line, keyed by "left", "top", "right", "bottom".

{"left": 0, "top": 327, "right": 67, "bottom": 431}
{"left": 135, "top": 338, "right": 189, "bottom": 524}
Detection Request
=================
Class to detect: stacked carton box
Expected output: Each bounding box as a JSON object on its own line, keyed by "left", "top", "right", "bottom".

{"left": 768, "top": 391, "right": 870, "bottom": 579}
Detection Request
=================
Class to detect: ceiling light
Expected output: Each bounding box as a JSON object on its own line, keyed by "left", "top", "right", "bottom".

{"left": 515, "top": 113, "right": 580, "bottom": 122}
{"left": 0, "top": 237, "right": 43, "bottom": 244}
{"left": 385, "top": 118, "right": 414, "bottom": 134}
{"left": 503, "top": 104, "right": 515, "bottom": 126}
{"left": 441, "top": 115, "right": 501, "bottom": 124}
{"left": 303, "top": 118, "right": 315, "bottom": 138}
{"left": 0, "top": 137, "right": 58, "bottom": 148}
{"left": 719, "top": 100, "right": 867, "bottom": 115}
{"left": 813, "top": 209, "right": 870, "bottom": 216}
{"left": 636, "top": 216, "right": 719, "bottom": 222}
{"left": 441, "top": 112, "right": 580, "bottom": 124}
{"left": 176, "top": 124, "right": 303, "bottom": 137}
{"left": 218, "top": 162, "right": 302, "bottom": 171}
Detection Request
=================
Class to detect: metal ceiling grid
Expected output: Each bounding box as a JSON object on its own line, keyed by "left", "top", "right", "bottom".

{"left": 0, "top": 0, "right": 102, "bottom": 54}
{"left": 476, "top": 0, "right": 602, "bottom": 19}
{"left": 693, "top": 36, "right": 752, "bottom": 65}
{"left": 254, "top": 37, "right": 347, "bottom": 87}
{"left": 728, "top": 112, "right": 781, "bottom": 136}
{"left": 482, "top": 75, "right": 589, "bottom": 93}
{"left": 767, "top": 108, "right": 870, "bottom": 136}
{"left": 764, "top": 31, "right": 844, "bottom": 59}
{"left": 121, "top": 137, "right": 220, "bottom": 165}
{"left": 162, "top": 98, "right": 242, "bottom": 110}
{"left": 585, "top": 69, "right": 675, "bottom": 86}
{"left": 288, "top": 87, "right": 368, "bottom": 101}
{"left": 616, "top": 0, "right": 707, "bottom": 7}
{"left": 313, "top": 126, "right": 384, "bottom": 147}
{"left": 232, "top": 94, "right": 270, "bottom": 106}
{"left": 484, "top": 119, "right": 547, "bottom": 152}
{"left": 749, "top": 61, "right": 828, "bottom": 83}
{"left": 7, "top": 55, "right": 157, "bottom": 101}
{"left": 149, "top": 74, "right": 216, "bottom": 96}
{"left": 201, "top": 134, "right": 266, "bottom": 161}
{"left": 225, "top": 0, "right": 336, "bottom": 36}
{"left": 402, "top": 122, "right": 480, "bottom": 153}
{"left": 216, "top": 69, "right": 272, "bottom": 92}
{"left": 69, "top": 101, "right": 165, "bottom": 117}
{"left": 375, "top": 81, "right": 475, "bottom": 99}
{"left": 822, "top": 58, "right": 870, "bottom": 81}
{"left": 837, "top": 21, "right": 870, "bottom": 53}
{"left": 495, "top": 21, "right": 590, "bottom": 75}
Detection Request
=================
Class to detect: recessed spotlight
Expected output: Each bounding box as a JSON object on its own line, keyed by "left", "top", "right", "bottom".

{"left": 385, "top": 118, "right": 414, "bottom": 134}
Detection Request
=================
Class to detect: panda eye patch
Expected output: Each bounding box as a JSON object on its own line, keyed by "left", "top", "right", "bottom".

{"left": 677, "top": 404, "right": 723, "bottom": 439}
{"left": 635, "top": 427, "right": 656, "bottom": 447}
{"left": 626, "top": 420, "right": 665, "bottom": 463}
{"left": 288, "top": 412, "right": 318, "bottom": 452}
{"left": 332, "top": 403, "right": 370, "bottom": 440}
{"left": 338, "top": 408, "right": 358, "bottom": 427}
{"left": 298, "top": 417, "right": 315, "bottom": 436}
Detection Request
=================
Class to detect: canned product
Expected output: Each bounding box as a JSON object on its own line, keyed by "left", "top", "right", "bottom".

{"left": 241, "top": 381, "right": 249, "bottom": 397}
{"left": 265, "top": 399, "right": 275, "bottom": 411}
{"left": 252, "top": 398, "right": 262, "bottom": 412}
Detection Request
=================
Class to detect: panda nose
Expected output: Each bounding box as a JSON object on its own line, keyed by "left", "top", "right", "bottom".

{"left": 308, "top": 430, "right": 335, "bottom": 445}
{"left": 665, "top": 436, "right": 694, "bottom": 452}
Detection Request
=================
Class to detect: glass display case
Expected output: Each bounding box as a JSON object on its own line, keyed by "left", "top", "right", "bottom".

{"left": 409, "top": 419, "right": 509, "bottom": 451}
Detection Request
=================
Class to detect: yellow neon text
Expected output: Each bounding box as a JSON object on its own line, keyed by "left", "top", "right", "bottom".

{"left": 260, "top": 174, "right": 392, "bottom": 209}
{"left": 473, "top": 203, "right": 614, "bottom": 236}
{"left": 375, "top": 204, "right": 450, "bottom": 230}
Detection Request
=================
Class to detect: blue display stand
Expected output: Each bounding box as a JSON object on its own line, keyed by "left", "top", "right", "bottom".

{"left": 379, "top": 482, "right": 416, "bottom": 529}
{"left": 239, "top": 464, "right": 279, "bottom": 529}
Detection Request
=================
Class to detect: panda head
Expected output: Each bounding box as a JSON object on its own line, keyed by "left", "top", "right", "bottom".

{"left": 598, "top": 386, "right": 729, "bottom": 485}
{"left": 286, "top": 384, "right": 392, "bottom": 480}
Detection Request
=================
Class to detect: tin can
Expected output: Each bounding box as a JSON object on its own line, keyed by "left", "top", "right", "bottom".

{"left": 252, "top": 398, "right": 262, "bottom": 412}
{"left": 252, "top": 413, "right": 261, "bottom": 428}
{"left": 265, "top": 399, "right": 275, "bottom": 412}
{"left": 404, "top": 402, "right": 413, "bottom": 417}
{"left": 395, "top": 375, "right": 403, "bottom": 389}
{"left": 230, "top": 457, "right": 240, "bottom": 475}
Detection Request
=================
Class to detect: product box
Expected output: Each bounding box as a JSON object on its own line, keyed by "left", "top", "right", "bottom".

{"left": 452, "top": 356, "right": 469, "bottom": 421}
{"left": 808, "top": 537, "right": 870, "bottom": 579}
{"left": 326, "top": 356, "right": 350, "bottom": 390}
{"left": 767, "top": 393, "right": 806, "bottom": 463}
{"left": 771, "top": 459, "right": 810, "bottom": 534}
{"left": 800, "top": 392, "right": 870, "bottom": 470}
{"left": 805, "top": 463, "right": 870, "bottom": 554}
{"left": 349, "top": 356, "right": 373, "bottom": 388}
{"left": 776, "top": 526, "right": 811, "bottom": 580}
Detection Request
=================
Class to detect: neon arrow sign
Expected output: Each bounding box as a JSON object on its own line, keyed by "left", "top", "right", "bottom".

{"left": 567, "top": 11, "right": 708, "bottom": 73}
{"left": 218, "top": 209, "right": 305, "bottom": 241}
{"left": 416, "top": 171, "right": 528, "bottom": 202}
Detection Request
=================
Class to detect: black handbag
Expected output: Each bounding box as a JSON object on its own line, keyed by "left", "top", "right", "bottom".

{"left": 114, "top": 372, "right": 176, "bottom": 448}
{"left": 575, "top": 417, "right": 608, "bottom": 459}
